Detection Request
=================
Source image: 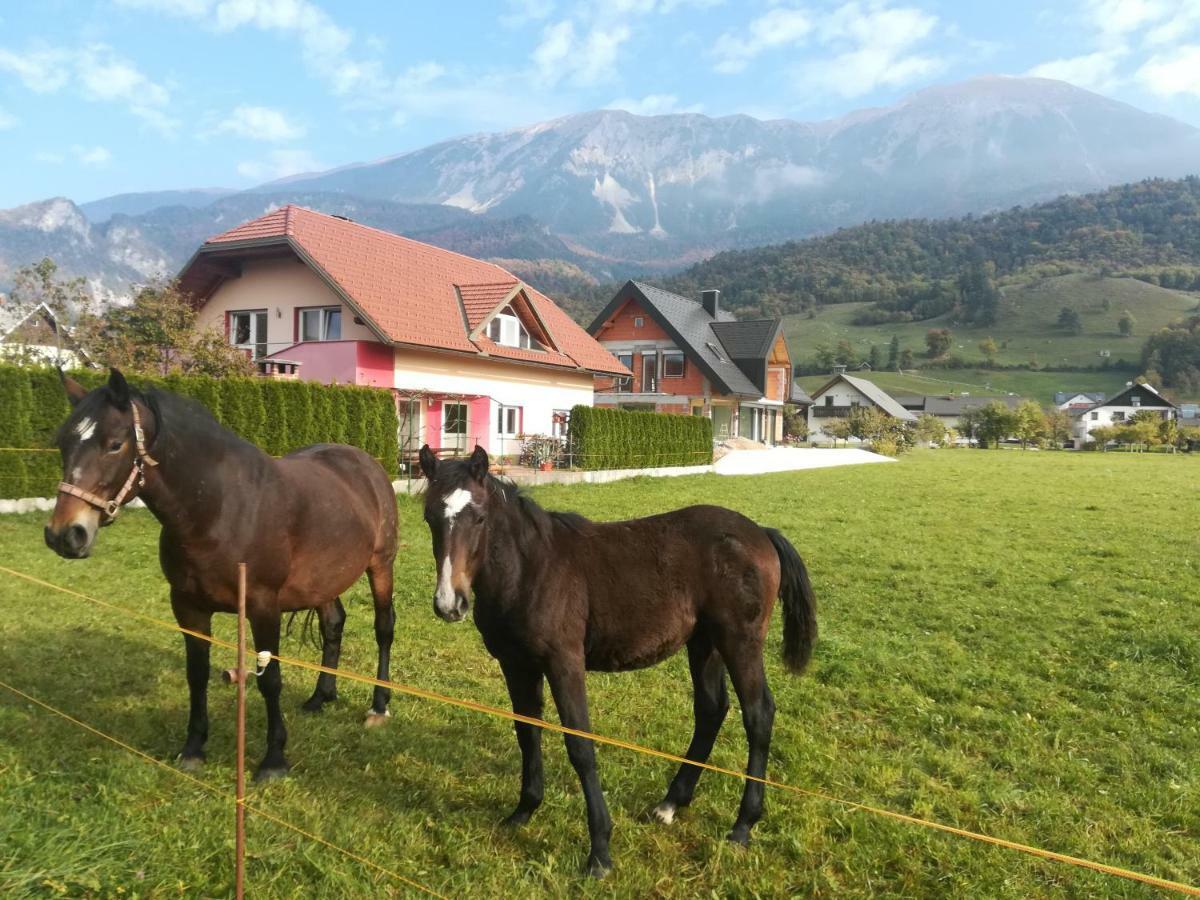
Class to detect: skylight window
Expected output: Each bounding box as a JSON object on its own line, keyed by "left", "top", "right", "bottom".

{"left": 706, "top": 341, "right": 726, "bottom": 362}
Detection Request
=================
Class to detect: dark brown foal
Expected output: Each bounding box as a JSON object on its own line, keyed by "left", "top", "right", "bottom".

{"left": 419, "top": 445, "right": 816, "bottom": 877}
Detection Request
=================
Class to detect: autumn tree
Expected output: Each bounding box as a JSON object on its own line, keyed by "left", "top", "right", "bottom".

{"left": 1012, "top": 400, "right": 1047, "bottom": 448}
{"left": 1118, "top": 309, "right": 1136, "bottom": 337}
{"left": 914, "top": 413, "right": 946, "bottom": 446}
{"left": 76, "top": 281, "right": 254, "bottom": 378}
{"left": 1044, "top": 407, "right": 1073, "bottom": 448}
{"left": 975, "top": 401, "right": 1018, "bottom": 448}
{"left": 925, "top": 328, "right": 952, "bottom": 358}
{"left": 978, "top": 336, "right": 998, "bottom": 366}
{"left": 823, "top": 417, "right": 853, "bottom": 447}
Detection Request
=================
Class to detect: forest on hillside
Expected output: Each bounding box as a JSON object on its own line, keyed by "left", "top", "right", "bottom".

{"left": 554, "top": 177, "right": 1200, "bottom": 324}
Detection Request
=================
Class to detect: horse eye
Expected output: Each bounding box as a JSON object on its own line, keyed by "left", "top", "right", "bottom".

{"left": 107, "top": 440, "right": 123, "bottom": 453}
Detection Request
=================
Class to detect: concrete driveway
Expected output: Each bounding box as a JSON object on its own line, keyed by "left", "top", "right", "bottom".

{"left": 713, "top": 446, "right": 896, "bottom": 476}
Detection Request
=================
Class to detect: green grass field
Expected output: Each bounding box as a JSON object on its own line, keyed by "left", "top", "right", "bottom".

{"left": 785, "top": 273, "right": 1200, "bottom": 403}
{"left": 2, "top": 452, "right": 1199, "bottom": 897}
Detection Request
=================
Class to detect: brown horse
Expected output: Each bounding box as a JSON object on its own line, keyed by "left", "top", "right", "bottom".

{"left": 418, "top": 445, "right": 816, "bottom": 877}
{"left": 44, "top": 369, "right": 399, "bottom": 779}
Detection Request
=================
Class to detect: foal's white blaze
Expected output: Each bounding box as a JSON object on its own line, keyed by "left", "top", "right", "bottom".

{"left": 443, "top": 488, "right": 473, "bottom": 522}
{"left": 435, "top": 554, "right": 457, "bottom": 616}
{"left": 73, "top": 417, "right": 96, "bottom": 442}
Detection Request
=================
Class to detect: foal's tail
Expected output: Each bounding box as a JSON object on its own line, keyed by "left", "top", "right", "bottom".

{"left": 764, "top": 528, "right": 818, "bottom": 674}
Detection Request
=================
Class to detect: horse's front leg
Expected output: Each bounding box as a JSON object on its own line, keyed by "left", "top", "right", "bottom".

{"left": 249, "top": 612, "right": 289, "bottom": 780}
{"left": 546, "top": 657, "right": 612, "bottom": 878}
{"left": 171, "top": 594, "right": 212, "bottom": 770}
{"left": 498, "top": 656, "right": 545, "bottom": 827}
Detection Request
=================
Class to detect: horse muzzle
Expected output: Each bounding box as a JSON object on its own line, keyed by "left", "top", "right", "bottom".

{"left": 433, "top": 592, "right": 469, "bottom": 623}
{"left": 44, "top": 522, "right": 94, "bottom": 559}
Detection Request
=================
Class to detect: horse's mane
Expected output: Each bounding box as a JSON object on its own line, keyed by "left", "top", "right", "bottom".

{"left": 487, "top": 475, "right": 592, "bottom": 539}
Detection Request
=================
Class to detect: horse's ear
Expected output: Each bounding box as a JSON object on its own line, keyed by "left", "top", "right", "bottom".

{"left": 468, "top": 445, "right": 489, "bottom": 482}
{"left": 107, "top": 368, "right": 131, "bottom": 410}
{"left": 418, "top": 444, "right": 438, "bottom": 478}
{"left": 59, "top": 368, "right": 87, "bottom": 407}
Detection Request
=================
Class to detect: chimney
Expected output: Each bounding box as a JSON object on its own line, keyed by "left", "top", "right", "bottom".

{"left": 832, "top": 365, "right": 847, "bottom": 376}
{"left": 701, "top": 289, "right": 720, "bottom": 318}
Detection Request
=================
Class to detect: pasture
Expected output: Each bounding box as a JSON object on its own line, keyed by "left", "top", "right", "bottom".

{"left": 1, "top": 451, "right": 1198, "bottom": 897}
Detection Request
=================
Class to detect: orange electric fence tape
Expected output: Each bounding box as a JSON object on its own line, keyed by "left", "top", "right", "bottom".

{"left": 1, "top": 564, "right": 1197, "bottom": 897}
{"left": 0, "top": 676, "right": 447, "bottom": 899}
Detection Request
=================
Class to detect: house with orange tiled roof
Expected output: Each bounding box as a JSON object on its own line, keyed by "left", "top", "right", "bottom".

{"left": 178, "top": 205, "right": 630, "bottom": 462}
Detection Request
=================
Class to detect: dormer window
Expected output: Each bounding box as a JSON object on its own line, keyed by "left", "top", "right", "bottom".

{"left": 486, "top": 305, "right": 542, "bottom": 350}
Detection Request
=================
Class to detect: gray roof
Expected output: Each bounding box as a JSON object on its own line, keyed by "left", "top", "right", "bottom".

{"left": 709, "top": 318, "right": 778, "bottom": 359}
{"left": 1084, "top": 382, "right": 1177, "bottom": 413}
{"left": 791, "top": 383, "right": 813, "bottom": 404}
{"left": 589, "top": 281, "right": 767, "bottom": 398}
{"left": 812, "top": 373, "right": 917, "bottom": 421}
{"left": 897, "top": 394, "right": 1023, "bottom": 416}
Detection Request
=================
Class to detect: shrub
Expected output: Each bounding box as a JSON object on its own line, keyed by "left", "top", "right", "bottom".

{"left": 569, "top": 405, "right": 712, "bottom": 470}
{"left": 0, "top": 366, "right": 399, "bottom": 498}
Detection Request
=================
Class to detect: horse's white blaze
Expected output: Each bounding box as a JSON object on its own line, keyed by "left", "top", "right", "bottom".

{"left": 73, "top": 418, "right": 96, "bottom": 442}
{"left": 443, "top": 488, "right": 473, "bottom": 522}
{"left": 435, "top": 555, "right": 457, "bottom": 615}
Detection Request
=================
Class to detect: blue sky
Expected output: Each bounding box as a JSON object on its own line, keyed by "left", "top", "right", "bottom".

{"left": 1, "top": 0, "right": 1199, "bottom": 208}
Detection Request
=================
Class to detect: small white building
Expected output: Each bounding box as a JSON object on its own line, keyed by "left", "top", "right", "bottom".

{"left": 1071, "top": 382, "right": 1177, "bottom": 446}
{"left": 807, "top": 369, "right": 916, "bottom": 444}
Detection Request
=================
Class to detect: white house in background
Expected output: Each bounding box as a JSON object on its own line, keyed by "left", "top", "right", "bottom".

{"left": 1054, "top": 391, "right": 1106, "bottom": 412}
{"left": 1071, "top": 382, "right": 1177, "bottom": 446}
{"left": 807, "top": 368, "right": 916, "bottom": 443}
{"left": 178, "top": 205, "right": 629, "bottom": 464}
{"left": 0, "top": 302, "right": 89, "bottom": 368}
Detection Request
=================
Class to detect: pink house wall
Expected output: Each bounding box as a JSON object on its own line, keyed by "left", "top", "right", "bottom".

{"left": 469, "top": 397, "right": 492, "bottom": 453}
{"left": 355, "top": 342, "right": 395, "bottom": 388}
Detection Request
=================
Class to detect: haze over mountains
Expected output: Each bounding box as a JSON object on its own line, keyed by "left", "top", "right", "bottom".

{"left": 1, "top": 76, "right": 1198, "bottom": 302}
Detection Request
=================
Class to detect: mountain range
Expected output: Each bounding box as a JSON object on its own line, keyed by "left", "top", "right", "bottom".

{"left": 1, "top": 76, "right": 1197, "bottom": 305}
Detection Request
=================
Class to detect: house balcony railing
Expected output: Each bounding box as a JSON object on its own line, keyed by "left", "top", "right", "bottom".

{"left": 813, "top": 405, "right": 854, "bottom": 418}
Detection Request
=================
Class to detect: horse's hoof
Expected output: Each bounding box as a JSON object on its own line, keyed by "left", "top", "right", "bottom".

{"left": 502, "top": 808, "right": 534, "bottom": 828}
{"left": 178, "top": 754, "right": 205, "bottom": 772}
{"left": 364, "top": 708, "right": 391, "bottom": 728}
{"left": 301, "top": 696, "right": 327, "bottom": 713}
{"left": 253, "top": 763, "right": 291, "bottom": 782}
{"left": 649, "top": 801, "right": 677, "bottom": 825}
{"left": 726, "top": 827, "right": 751, "bottom": 848}
{"left": 585, "top": 855, "right": 612, "bottom": 879}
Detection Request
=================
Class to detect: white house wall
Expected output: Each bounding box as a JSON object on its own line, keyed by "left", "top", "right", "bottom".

{"left": 394, "top": 347, "right": 594, "bottom": 454}
{"left": 807, "top": 381, "right": 873, "bottom": 443}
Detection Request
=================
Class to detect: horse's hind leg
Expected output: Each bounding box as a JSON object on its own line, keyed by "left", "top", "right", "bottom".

{"left": 250, "top": 613, "right": 290, "bottom": 781}
{"left": 652, "top": 632, "right": 729, "bottom": 825}
{"left": 365, "top": 560, "right": 395, "bottom": 726}
{"left": 301, "top": 598, "right": 345, "bottom": 713}
{"left": 721, "top": 643, "right": 775, "bottom": 846}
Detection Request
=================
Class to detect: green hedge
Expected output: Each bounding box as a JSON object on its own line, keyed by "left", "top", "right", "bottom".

{"left": 0, "top": 366, "right": 399, "bottom": 499}
{"left": 568, "top": 404, "right": 713, "bottom": 471}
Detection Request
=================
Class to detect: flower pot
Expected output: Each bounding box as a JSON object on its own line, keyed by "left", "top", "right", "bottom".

{"left": 539, "top": 461, "right": 553, "bottom": 472}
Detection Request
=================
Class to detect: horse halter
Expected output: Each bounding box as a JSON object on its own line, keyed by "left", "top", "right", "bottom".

{"left": 58, "top": 403, "right": 159, "bottom": 522}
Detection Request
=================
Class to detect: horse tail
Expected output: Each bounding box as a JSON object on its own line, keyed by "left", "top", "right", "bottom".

{"left": 285, "top": 609, "right": 324, "bottom": 654}
{"left": 764, "top": 527, "right": 817, "bottom": 674}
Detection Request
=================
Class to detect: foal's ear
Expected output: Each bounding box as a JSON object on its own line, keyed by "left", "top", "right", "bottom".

{"left": 106, "top": 368, "right": 131, "bottom": 410}
{"left": 59, "top": 368, "right": 88, "bottom": 407}
{"left": 418, "top": 444, "right": 438, "bottom": 478}
{"left": 468, "top": 445, "right": 489, "bottom": 482}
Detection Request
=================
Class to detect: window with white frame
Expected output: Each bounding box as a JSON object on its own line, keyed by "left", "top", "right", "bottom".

{"left": 1111, "top": 411, "right": 1125, "bottom": 422}
{"left": 486, "top": 306, "right": 541, "bottom": 350}
{"left": 551, "top": 409, "right": 570, "bottom": 437}
{"left": 442, "top": 403, "right": 468, "bottom": 451}
{"left": 497, "top": 405, "right": 521, "bottom": 437}
{"left": 300, "top": 307, "right": 342, "bottom": 342}
{"left": 663, "top": 350, "right": 685, "bottom": 377}
{"left": 230, "top": 310, "right": 268, "bottom": 359}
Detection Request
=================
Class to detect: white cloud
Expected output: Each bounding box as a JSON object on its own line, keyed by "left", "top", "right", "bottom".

{"left": 215, "top": 104, "right": 306, "bottom": 141}
{"left": 501, "top": 0, "right": 555, "bottom": 28}
{"left": 76, "top": 44, "right": 177, "bottom": 135}
{"left": 33, "top": 146, "right": 112, "bottom": 166}
{"left": 1136, "top": 44, "right": 1200, "bottom": 97}
{"left": 606, "top": 93, "right": 702, "bottom": 115}
{"left": 74, "top": 145, "right": 112, "bottom": 167}
{"left": 713, "top": 7, "right": 814, "bottom": 74}
{"left": 237, "top": 148, "right": 325, "bottom": 181}
{"left": 0, "top": 44, "right": 71, "bottom": 92}
{"left": 533, "top": 19, "right": 630, "bottom": 87}
{"left": 794, "top": 2, "right": 944, "bottom": 98}
{"left": 0, "top": 108, "right": 15, "bottom": 130}
{"left": 1027, "top": 49, "right": 1126, "bottom": 92}
{"left": 1083, "top": 0, "right": 1172, "bottom": 42}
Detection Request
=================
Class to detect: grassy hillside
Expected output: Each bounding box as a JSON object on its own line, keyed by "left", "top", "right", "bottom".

{"left": 785, "top": 274, "right": 1198, "bottom": 369}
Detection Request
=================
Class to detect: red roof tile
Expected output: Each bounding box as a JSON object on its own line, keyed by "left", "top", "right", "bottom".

{"left": 187, "top": 205, "right": 629, "bottom": 376}
{"left": 457, "top": 281, "right": 520, "bottom": 331}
